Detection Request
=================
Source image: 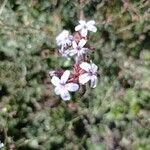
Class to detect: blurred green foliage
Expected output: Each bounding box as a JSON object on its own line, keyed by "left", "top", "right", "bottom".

{"left": 0, "top": 0, "right": 150, "bottom": 149}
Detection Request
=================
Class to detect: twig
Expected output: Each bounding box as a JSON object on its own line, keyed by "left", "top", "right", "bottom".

{"left": 117, "top": 23, "right": 134, "bottom": 33}
{"left": 79, "top": 0, "right": 85, "bottom": 20}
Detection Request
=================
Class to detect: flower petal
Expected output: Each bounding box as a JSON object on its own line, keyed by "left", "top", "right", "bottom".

{"left": 51, "top": 76, "right": 60, "bottom": 86}
{"left": 77, "top": 49, "right": 87, "bottom": 59}
{"left": 81, "top": 29, "right": 88, "bottom": 37}
{"left": 0, "top": 143, "right": 4, "bottom": 148}
{"left": 75, "top": 25, "right": 82, "bottom": 31}
{"left": 87, "top": 20, "right": 95, "bottom": 26}
{"left": 49, "top": 71, "right": 55, "bottom": 77}
{"left": 60, "top": 89, "right": 70, "bottom": 101}
{"left": 87, "top": 25, "right": 97, "bottom": 32}
{"left": 61, "top": 70, "right": 70, "bottom": 83}
{"left": 69, "top": 49, "right": 77, "bottom": 56}
{"left": 90, "top": 75, "right": 97, "bottom": 88}
{"left": 56, "top": 30, "right": 69, "bottom": 46}
{"left": 79, "top": 73, "right": 90, "bottom": 84}
{"left": 61, "top": 50, "right": 70, "bottom": 57}
{"left": 78, "top": 39, "right": 86, "bottom": 47}
{"left": 80, "top": 62, "right": 91, "bottom": 72}
{"left": 75, "top": 55, "right": 82, "bottom": 64}
{"left": 91, "top": 63, "right": 98, "bottom": 73}
{"left": 54, "top": 86, "right": 61, "bottom": 95}
{"left": 79, "top": 20, "right": 86, "bottom": 25}
{"left": 66, "top": 83, "right": 79, "bottom": 92}
{"left": 72, "top": 41, "right": 77, "bottom": 49}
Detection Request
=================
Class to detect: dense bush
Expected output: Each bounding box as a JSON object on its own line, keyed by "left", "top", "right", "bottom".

{"left": 0, "top": 0, "right": 150, "bottom": 149}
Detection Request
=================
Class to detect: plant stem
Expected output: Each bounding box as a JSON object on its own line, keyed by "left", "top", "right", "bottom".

{"left": 79, "top": 0, "right": 85, "bottom": 20}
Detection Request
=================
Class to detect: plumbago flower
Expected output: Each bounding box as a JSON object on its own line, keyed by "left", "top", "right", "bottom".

{"left": 69, "top": 39, "right": 87, "bottom": 57}
{"left": 79, "top": 62, "right": 98, "bottom": 88}
{"left": 56, "top": 30, "right": 73, "bottom": 56}
{"left": 49, "top": 20, "right": 98, "bottom": 101}
{"left": 75, "top": 20, "right": 97, "bottom": 37}
{"left": 68, "top": 39, "right": 88, "bottom": 63}
{"left": 51, "top": 70, "right": 79, "bottom": 101}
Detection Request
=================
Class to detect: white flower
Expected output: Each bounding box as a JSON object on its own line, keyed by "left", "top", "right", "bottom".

{"left": 56, "top": 30, "right": 72, "bottom": 47}
{"left": 51, "top": 70, "right": 79, "bottom": 101}
{"left": 79, "top": 62, "right": 98, "bottom": 88}
{"left": 69, "top": 39, "right": 87, "bottom": 58}
{"left": 75, "top": 20, "right": 97, "bottom": 37}
{"left": 56, "top": 30, "right": 73, "bottom": 56}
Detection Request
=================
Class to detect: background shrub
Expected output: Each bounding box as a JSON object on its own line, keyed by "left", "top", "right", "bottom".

{"left": 0, "top": 0, "right": 150, "bottom": 149}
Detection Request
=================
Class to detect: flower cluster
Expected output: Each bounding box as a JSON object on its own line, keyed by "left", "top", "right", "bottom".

{"left": 49, "top": 20, "right": 98, "bottom": 101}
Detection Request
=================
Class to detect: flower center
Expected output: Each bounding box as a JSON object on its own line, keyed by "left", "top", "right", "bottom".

{"left": 89, "top": 69, "right": 95, "bottom": 76}
{"left": 89, "top": 71, "right": 93, "bottom": 76}
{"left": 83, "top": 25, "right": 87, "bottom": 29}
{"left": 77, "top": 46, "right": 81, "bottom": 51}
{"left": 60, "top": 81, "right": 66, "bottom": 86}
{"left": 60, "top": 83, "right": 66, "bottom": 90}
